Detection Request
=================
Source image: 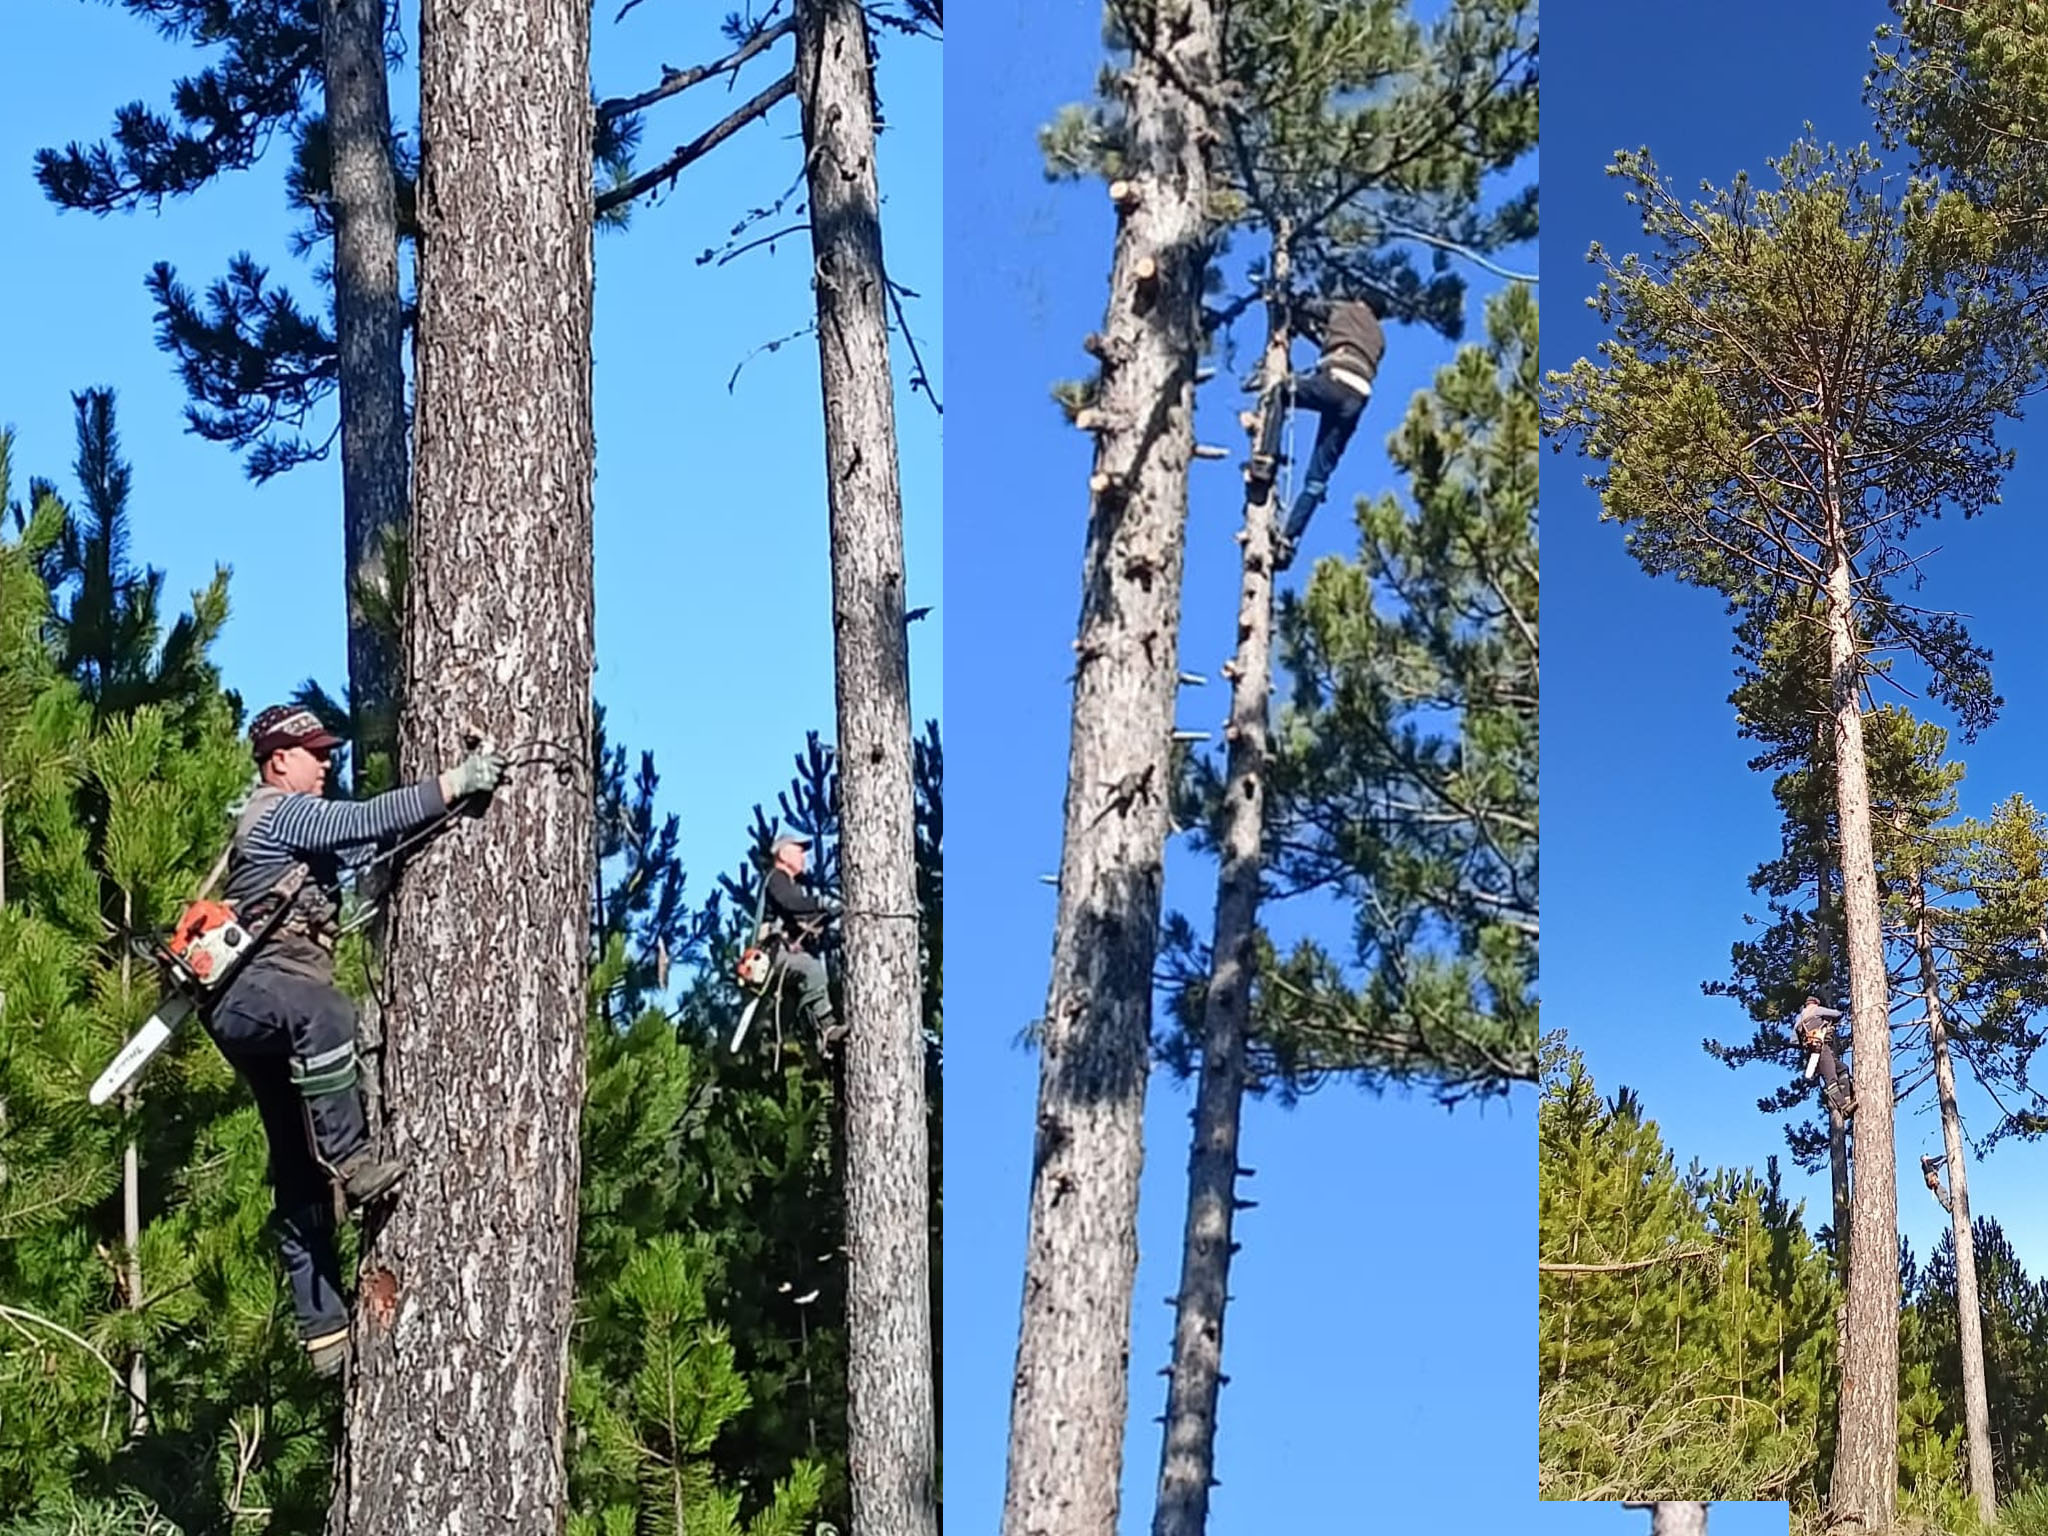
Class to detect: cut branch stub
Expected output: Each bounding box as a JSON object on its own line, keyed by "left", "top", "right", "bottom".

{"left": 1109, "top": 178, "right": 1140, "bottom": 211}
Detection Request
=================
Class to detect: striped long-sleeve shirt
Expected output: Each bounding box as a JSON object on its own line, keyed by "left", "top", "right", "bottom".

{"left": 223, "top": 776, "right": 449, "bottom": 983}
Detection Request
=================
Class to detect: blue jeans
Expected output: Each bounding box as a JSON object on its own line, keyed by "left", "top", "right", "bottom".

{"left": 1279, "top": 369, "right": 1368, "bottom": 543}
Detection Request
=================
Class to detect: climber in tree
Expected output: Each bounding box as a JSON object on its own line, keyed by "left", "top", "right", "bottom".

{"left": 763, "top": 831, "right": 847, "bottom": 1057}
{"left": 208, "top": 705, "right": 506, "bottom": 1377}
{"left": 1794, "top": 995, "right": 1854, "bottom": 1117}
{"left": 1250, "top": 291, "right": 1386, "bottom": 572}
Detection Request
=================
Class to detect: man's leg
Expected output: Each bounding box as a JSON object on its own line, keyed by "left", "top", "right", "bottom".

{"left": 221, "top": 970, "right": 403, "bottom": 1206}
{"left": 1817, "top": 1041, "right": 1855, "bottom": 1116}
{"left": 1279, "top": 371, "right": 1367, "bottom": 556}
{"left": 221, "top": 1044, "right": 352, "bottom": 1375}
{"left": 782, "top": 949, "right": 844, "bottom": 1054}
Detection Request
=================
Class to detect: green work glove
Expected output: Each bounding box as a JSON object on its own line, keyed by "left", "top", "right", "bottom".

{"left": 445, "top": 748, "right": 507, "bottom": 800}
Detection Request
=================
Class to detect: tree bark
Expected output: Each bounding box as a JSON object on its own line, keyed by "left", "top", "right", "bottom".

{"left": 320, "top": 0, "right": 408, "bottom": 786}
{"left": 1002, "top": 4, "right": 1218, "bottom": 1532}
{"left": 1918, "top": 897, "right": 1995, "bottom": 1524}
{"left": 324, "top": 0, "right": 594, "bottom": 1527}
{"left": 1150, "top": 259, "right": 1288, "bottom": 1536}
{"left": 1626, "top": 1503, "right": 1708, "bottom": 1536}
{"left": 1823, "top": 500, "right": 1899, "bottom": 1533}
{"left": 796, "top": 3, "right": 936, "bottom": 1532}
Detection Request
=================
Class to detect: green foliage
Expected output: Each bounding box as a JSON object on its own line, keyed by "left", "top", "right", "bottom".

{"left": 1041, "top": 0, "right": 1537, "bottom": 338}
{"left": 1540, "top": 1035, "right": 1838, "bottom": 1504}
{"left": 1547, "top": 138, "right": 2035, "bottom": 739}
{"left": 1165, "top": 283, "right": 1537, "bottom": 1103}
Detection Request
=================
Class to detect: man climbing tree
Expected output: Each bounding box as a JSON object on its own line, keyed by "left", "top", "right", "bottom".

{"left": 763, "top": 831, "right": 846, "bottom": 1055}
{"left": 208, "top": 704, "right": 505, "bottom": 1376}
{"left": 1250, "top": 293, "right": 1387, "bottom": 570}
{"left": 1794, "top": 995, "right": 1854, "bottom": 1118}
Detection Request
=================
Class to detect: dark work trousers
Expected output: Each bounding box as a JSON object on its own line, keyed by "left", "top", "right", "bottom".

{"left": 1809, "top": 1036, "right": 1850, "bottom": 1106}
{"left": 205, "top": 967, "right": 367, "bottom": 1341}
{"left": 1263, "top": 368, "right": 1369, "bottom": 544}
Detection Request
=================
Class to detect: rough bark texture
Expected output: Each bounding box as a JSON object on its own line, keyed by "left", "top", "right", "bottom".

{"left": 796, "top": 3, "right": 937, "bottom": 1531}
{"left": 1003, "top": 10, "right": 1219, "bottom": 1533}
{"left": 321, "top": 0, "right": 408, "bottom": 776}
{"left": 1627, "top": 1503, "right": 1708, "bottom": 1536}
{"left": 323, "top": 0, "right": 594, "bottom": 1528}
{"left": 1918, "top": 901, "right": 1995, "bottom": 1523}
{"left": 1825, "top": 513, "right": 1900, "bottom": 1533}
{"left": 1150, "top": 284, "right": 1288, "bottom": 1536}
{"left": 1002, "top": 7, "right": 1218, "bottom": 1533}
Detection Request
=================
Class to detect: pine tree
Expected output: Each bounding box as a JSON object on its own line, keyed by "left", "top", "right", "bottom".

{"left": 794, "top": 2, "right": 937, "bottom": 1528}
{"left": 324, "top": 0, "right": 596, "bottom": 1523}
{"left": 1539, "top": 1037, "right": 1837, "bottom": 1503}
{"left": 0, "top": 411, "right": 332, "bottom": 1532}
{"left": 1547, "top": 136, "right": 2041, "bottom": 1531}
{"left": 1004, "top": 2, "right": 1222, "bottom": 1530}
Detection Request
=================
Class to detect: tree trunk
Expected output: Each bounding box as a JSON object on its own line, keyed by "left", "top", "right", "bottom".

{"left": 1918, "top": 898, "right": 1995, "bottom": 1523}
{"left": 1150, "top": 261, "right": 1288, "bottom": 1536}
{"left": 1002, "top": 4, "right": 1218, "bottom": 1531}
{"left": 321, "top": 0, "right": 408, "bottom": 791}
{"left": 324, "top": 0, "right": 594, "bottom": 1527}
{"left": 1626, "top": 1504, "right": 1708, "bottom": 1536}
{"left": 1823, "top": 508, "right": 1899, "bottom": 1533}
{"left": 796, "top": 3, "right": 936, "bottom": 1531}
{"left": 321, "top": 0, "right": 409, "bottom": 1136}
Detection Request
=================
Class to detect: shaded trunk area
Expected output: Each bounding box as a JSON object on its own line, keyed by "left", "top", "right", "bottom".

{"left": 321, "top": 0, "right": 408, "bottom": 785}
{"left": 1003, "top": 2, "right": 1219, "bottom": 1529}
{"left": 796, "top": 0, "right": 935, "bottom": 1529}
{"left": 324, "top": 0, "right": 595, "bottom": 1527}
{"left": 1150, "top": 282, "right": 1289, "bottom": 1536}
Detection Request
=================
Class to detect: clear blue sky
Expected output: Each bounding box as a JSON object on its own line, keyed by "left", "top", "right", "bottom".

{"left": 1545, "top": 0, "right": 2048, "bottom": 1285}
{"left": 1535, "top": 1507, "right": 1788, "bottom": 1536}
{"left": 1, "top": 1, "right": 940, "bottom": 884}
{"left": 947, "top": 1, "right": 1535, "bottom": 1529}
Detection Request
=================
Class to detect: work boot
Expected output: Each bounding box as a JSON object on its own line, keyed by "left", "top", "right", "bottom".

{"left": 817, "top": 1016, "right": 849, "bottom": 1061}
{"left": 1827, "top": 1083, "right": 1856, "bottom": 1118}
{"left": 337, "top": 1150, "right": 406, "bottom": 1212}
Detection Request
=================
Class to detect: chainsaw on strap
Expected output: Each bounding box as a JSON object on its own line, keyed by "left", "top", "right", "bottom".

{"left": 88, "top": 864, "right": 310, "bottom": 1108}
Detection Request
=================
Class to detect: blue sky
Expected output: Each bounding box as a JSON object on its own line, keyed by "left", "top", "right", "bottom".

{"left": 1545, "top": 0, "right": 2048, "bottom": 1285}
{"left": 2, "top": 2, "right": 940, "bottom": 885}
{"left": 1535, "top": 1506, "right": 1787, "bottom": 1536}
{"left": 947, "top": 1, "right": 1535, "bottom": 1529}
